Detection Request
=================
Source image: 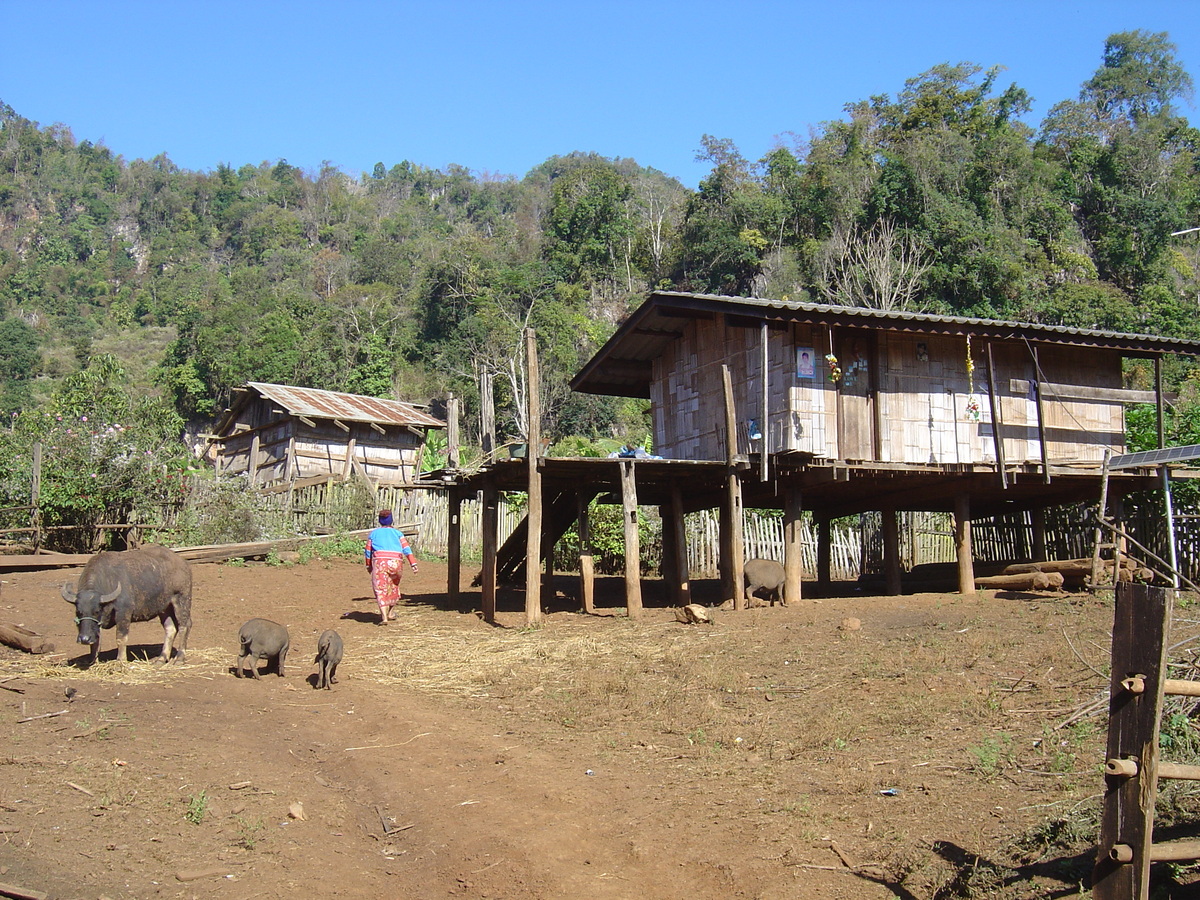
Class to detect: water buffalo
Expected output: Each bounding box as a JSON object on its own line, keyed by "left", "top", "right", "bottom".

{"left": 744, "top": 557, "right": 788, "bottom": 607}
{"left": 314, "top": 629, "right": 343, "bottom": 690}
{"left": 61, "top": 545, "right": 193, "bottom": 666}
{"left": 236, "top": 618, "right": 290, "bottom": 679}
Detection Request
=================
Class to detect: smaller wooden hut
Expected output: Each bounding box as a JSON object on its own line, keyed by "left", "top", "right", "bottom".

{"left": 208, "top": 382, "right": 445, "bottom": 488}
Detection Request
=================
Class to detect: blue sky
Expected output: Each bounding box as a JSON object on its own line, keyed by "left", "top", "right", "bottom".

{"left": 4, "top": 1, "right": 1198, "bottom": 189}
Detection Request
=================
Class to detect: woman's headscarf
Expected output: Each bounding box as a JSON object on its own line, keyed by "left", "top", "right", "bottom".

{"left": 378, "top": 509, "right": 393, "bottom": 527}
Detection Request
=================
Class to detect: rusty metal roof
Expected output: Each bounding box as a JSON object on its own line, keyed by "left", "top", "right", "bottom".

{"left": 571, "top": 291, "right": 1200, "bottom": 398}
{"left": 221, "top": 382, "right": 445, "bottom": 431}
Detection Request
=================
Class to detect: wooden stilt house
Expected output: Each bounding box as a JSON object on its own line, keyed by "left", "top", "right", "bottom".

{"left": 208, "top": 382, "right": 445, "bottom": 488}
{"left": 446, "top": 292, "right": 1200, "bottom": 621}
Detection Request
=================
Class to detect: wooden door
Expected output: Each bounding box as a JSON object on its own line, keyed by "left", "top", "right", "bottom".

{"left": 837, "top": 332, "right": 876, "bottom": 461}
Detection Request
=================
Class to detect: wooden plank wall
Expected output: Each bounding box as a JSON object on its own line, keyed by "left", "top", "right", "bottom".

{"left": 652, "top": 319, "right": 1127, "bottom": 467}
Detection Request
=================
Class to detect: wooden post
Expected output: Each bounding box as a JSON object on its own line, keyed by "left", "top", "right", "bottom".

{"left": 524, "top": 328, "right": 543, "bottom": 626}
{"left": 1092, "top": 452, "right": 1113, "bottom": 589}
{"left": 249, "top": 434, "right": 261, "bottom": 488}
{"left": 447, "top": 393, "right": 460, "bottom": 471}
{"left": 722, "top": 365, "right": 745, "bottom": 610}
{"left": 954, "top": 493, "right": 975, "bottom": 596}
{"left": 1163, "top": 466, "right": 1179, "bottom": 590}
{"left": 1031, "top": 507, "right": 1047, "bottom": 563}
{"left": 759, "top": 320, "right": 769, "bottom": 482}
{"left": 985, "top": 342, "right": 1007, "bottom": 489}
{"left": 816, "top": 512, "right": 831, "bottom": 597}
{"left": 660, "top": 502, "right": 677, "bottom": 598}
{"left": 783, "top": 486, "right": 804, "bottom": 605}
{"left": 1031, "top": 346, "right": 1051, "bottom": 484}
{"left": 619, "top": 459, "right": 643, "bottom": 619}
{"left": 1156, "top": 355, "right": 1165, "bottom": 450}
{"left": 285, "top": 435, "right": 296, "bottom": 482}
{"left": 31, "top": 442, "right": 42, "bottom": 551}
{"left": 480, "top": 369, "right": 496, "bottom": 464}
{"left": 882, "top": 508, "right": 903, "bottom": 596}
{"left": 670, "top": 485, "right": 691, "bottom": 606}
{"left": 447, "top": 488, "right": 462, "bottom": 605}
{"left": 578, "top": 493, "right": 595, "bottom": 614}
{"left": 1093, "top": 583, "right": 1171, "bottom": 900}
{"left": 342, "top": 437, "right": 356, "bottom": 480}
{"left": 481, "top": 482, "right": 498, "bottom": 623}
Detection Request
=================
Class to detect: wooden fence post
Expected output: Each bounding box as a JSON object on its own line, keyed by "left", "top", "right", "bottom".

{"left": 1094, "top": 582, "right": 1171, "bottom": 900}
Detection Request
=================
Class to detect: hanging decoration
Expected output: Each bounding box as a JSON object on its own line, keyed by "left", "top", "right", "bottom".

{"left": 825, "top": 353, "right": 842, "bottom": 383}
{"left": 965, "top": 335, "right": 981, "bottom": 421}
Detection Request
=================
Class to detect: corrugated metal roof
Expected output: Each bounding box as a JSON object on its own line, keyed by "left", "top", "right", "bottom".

{"left": 655, "top": 291, "right": 1200, "bottom": 348}
{"left": 245, "top": 382, "right": 445, "bottom": 428}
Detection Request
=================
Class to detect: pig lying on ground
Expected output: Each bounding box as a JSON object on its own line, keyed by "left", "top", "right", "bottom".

{"left": 744, "top": 557, "right": 788, "bottom": 607}
{"left": 314, "top": 629, "right": 343, "bottom": 690}
{"left": 236, "top": 618, "right": 289, "bottom": 679}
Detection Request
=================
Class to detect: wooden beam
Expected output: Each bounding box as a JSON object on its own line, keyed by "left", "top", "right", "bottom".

{"left": 1010, "top": 379, "right": 1166, "bottom": 405}
{"left": 332, "top": 418, "right": 351, "bottom": 433}
{"left": 370, "top": 422, "right": 386, "bottom": 436}
{"left": 619, "top": 459, "right": 643, "bottom": 619}
{"left": 297, "top": 415, "right": 317, "bottom": 428}
{"left": 525, "top": 328, "right": 543, "bottom": 626}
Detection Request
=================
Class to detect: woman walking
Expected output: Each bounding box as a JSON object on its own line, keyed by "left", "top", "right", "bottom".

{"left": 364, "top": 509, "right": 418, "bottom": 625}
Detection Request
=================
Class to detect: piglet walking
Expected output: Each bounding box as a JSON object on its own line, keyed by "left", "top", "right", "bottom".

{"left": 314, "top": 629, "right": 343, "bottom": 690}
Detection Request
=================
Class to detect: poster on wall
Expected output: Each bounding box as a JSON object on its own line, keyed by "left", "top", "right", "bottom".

{"left": 796, "top": 347, "right": 815, "bottom": 379}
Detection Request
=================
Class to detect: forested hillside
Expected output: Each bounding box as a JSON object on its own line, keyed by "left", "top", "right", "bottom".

{"left": 2, "top": 30, "right": 1199, "bottom": 453}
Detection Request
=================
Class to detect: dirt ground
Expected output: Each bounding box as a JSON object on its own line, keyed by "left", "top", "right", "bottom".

{"left": 0, "top": 553, "right": 1191, "bottom": 899}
